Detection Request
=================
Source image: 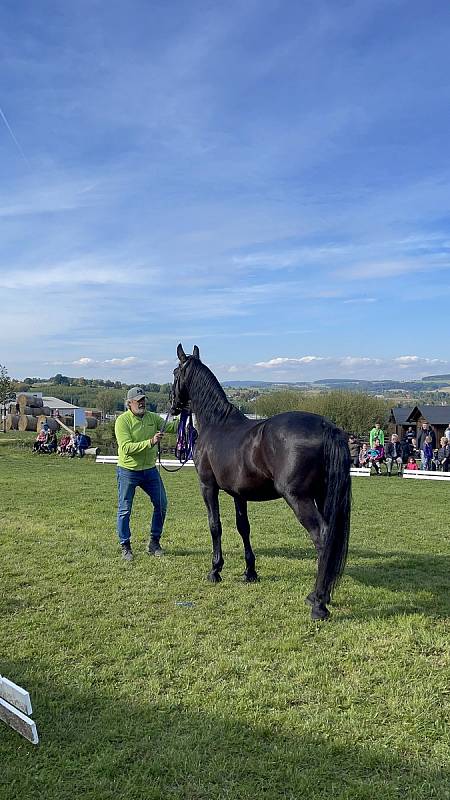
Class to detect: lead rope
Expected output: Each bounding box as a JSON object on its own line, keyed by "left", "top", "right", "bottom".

{"left": 157, "top": 408, "right": 196, "bottom": 474}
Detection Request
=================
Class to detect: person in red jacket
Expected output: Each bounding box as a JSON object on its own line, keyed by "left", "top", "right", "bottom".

{"left": 405, "top": 456, "right": 418, "bottom": 471}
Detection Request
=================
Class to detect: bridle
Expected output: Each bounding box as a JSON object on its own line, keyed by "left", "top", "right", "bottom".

{"left": 157, "top": 362, "right": 196, "bottom": 473}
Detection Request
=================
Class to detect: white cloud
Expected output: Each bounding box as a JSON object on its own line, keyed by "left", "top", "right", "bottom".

{"left": 343, "top": 297, "right": 376, "bottom": 304}
{"left": 0, "top": 260, "right": 157, "bottom": 290}
{"left": 73, "top": 357, "right": 96, "bottom": 366}
{"left": 103, "top": 357, "right": 141, "bottom": 368}
{"left": 255, "top": 356, "right": 326, "bottom": 368}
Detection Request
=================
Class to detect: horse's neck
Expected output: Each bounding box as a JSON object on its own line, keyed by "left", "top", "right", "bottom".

{"left": 188, "top": 365, "right": 239, "bottom": 427}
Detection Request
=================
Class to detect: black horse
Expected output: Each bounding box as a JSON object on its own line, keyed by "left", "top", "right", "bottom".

{"left": 172, "top": 344, "right": 351, "bottom": 620}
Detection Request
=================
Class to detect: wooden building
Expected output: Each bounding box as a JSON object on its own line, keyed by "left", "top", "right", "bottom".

{"left": 390, "top": 405, "right": 450, "bottom": 444}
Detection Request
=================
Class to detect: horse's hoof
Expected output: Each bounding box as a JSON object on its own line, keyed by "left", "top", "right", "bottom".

{"left": 242, "top": 571, "right": 259, "bottom": 583}
{"left": 311, "top": 603, "right": 330, "bottom": 622}
{"left": 207, "top": 571, "right": 222, "bottom": 583}
{"left": 305, "top": 591, "right": 331, "bottom": 607}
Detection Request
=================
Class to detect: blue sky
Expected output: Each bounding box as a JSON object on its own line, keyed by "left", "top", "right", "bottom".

{"left": 1, "top": 0, "right": 450, "bottom": 384}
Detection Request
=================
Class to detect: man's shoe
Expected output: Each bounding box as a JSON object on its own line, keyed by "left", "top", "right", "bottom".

{"left": 121, "top": 542, "right": 133, "bottom": 561}
{"left": 147, "top": 538, "right": 164, "bottom": 556}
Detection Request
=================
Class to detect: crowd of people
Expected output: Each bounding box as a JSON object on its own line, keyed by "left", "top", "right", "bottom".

{"left": 348, "top": 421, "right": 450, "bottom": 475}
{"left": 32, "top": 424, "right": 91, "bottom": 458}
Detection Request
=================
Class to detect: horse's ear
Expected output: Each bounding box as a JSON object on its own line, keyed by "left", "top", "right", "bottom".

{"left": 177, "top": 343, "right": 187, "bottom": 364}
{"left": 192, "top": 345, "right": 200, "bottom": 360}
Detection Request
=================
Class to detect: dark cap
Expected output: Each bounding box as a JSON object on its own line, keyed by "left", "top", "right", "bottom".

{"left": 127, "top": 387, "right": 146, "bottom": 402}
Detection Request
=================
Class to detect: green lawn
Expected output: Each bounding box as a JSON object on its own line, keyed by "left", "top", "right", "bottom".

{"left": 1, "top": 448, "right": 449, "bottom": 800}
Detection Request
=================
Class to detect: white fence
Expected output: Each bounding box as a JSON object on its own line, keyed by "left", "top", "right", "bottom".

{"left": 0, "top": 676, "right": 39, "bottom": 744}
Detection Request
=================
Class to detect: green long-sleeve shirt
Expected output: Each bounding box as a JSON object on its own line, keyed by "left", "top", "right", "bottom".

{"left": 115, "top": 410, "right": 179, "bottom": 470}
{"left": 369, "top": 427, "right": 384, "bottom": 447}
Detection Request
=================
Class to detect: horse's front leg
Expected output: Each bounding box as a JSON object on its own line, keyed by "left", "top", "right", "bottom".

{"left": 234, "top": 497, "right": 258, "bottom": 582}
{"left": 200, "top": 480, "right": 224, "bottom": 582}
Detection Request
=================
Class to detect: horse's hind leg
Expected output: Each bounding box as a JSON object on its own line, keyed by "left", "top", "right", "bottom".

{"left": 284, "top": 493, "right": 331, "bottom": 621}
{"left": 234, "top": 497, "right": 258, "bottom": 582}
{"left": 200, "top": 480, "right": 224, "bottom": 583}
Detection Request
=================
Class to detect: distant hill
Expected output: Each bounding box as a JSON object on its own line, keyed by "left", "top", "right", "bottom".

{"left": 422, "top": 374, "right": 450, "bottom": 381}
{"left": 224, "top": 377, "right": 450, "bottom": 392}
{"left": 222, "top": 380, "right": 310, "bottom": 388}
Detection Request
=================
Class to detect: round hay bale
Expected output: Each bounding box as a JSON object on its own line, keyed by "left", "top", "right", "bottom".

{"left": 36, "top": 415, "right": 58, "bottom": 432}
{"left": 17, "top": 393, "right": 44, "bottom": 411}
{"left": 6, "top": 414, "right": 19, "bottom": 431}
{"left": 20, "top": 405, "right": 51, "bottom": 416}
{"left": 85, "top": 417, "right": 97, "bottom": 429}
{"left": 18, "top": 414, "right": 38, "bottom": 432}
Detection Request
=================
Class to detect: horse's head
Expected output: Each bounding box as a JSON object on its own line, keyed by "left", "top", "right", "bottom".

{"left": 171, "top": 343, "right": 201, "bottom": 414}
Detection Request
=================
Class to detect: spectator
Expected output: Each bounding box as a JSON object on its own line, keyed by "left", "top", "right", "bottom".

{"left": 77, "top": 432, "right": 91, "bottom": 458}
{"left": 58, "top": 434, "right": 71, "bottom": 455}
{"left": 445, "top": 424, "right": 450, "bottom": 442}
{"left": 46, "top": 431, "right": 58, "bottom": 454}
{"left": 367, "top": 437, "right": 385, "bottom": 475}
{"left": 405, "top": 456, "right": 418, "bottom": 471}
{"left": 386, "top": 433, "right": 403, "bottom": 476}
{"left": 348, "top": 435, "right": 360, "bottom": 467}
{"left": 422, "top": 436, "right": 434, "bottom": 471}
{"left": 358, "top": 442, "right": 370, "bottom": 467}
{"left": 369, "top": 421, "right": 385, "bottom": 448}
{"left": 405, "top": 426, "right": 416, "bottom": 443}
{"left": 32, "top": 429, "right": 47, "bottom": 453}
{"left": 68, "top": 431, "right": 78, "bottom": 458}
{"left": 434, "top": 437, "right": 450, "bottom": 472}
{"left": 400, "top": 435, "right": 413, "bottom": 464}
{"left": 417, "top": 422, "right": 436, "bottom": 454}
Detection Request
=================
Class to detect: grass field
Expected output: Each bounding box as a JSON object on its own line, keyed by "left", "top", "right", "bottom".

{"left": 1, "top": 447, "right": 449, "bottom": 800}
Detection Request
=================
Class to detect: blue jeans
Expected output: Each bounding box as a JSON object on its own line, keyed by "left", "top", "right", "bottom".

{"left": 116, "top": 466, "right": 167, "bottom": 545}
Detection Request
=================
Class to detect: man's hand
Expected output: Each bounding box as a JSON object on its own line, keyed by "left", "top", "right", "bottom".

{"left": 150, "top": 432, "right": 164, "bottom": 447}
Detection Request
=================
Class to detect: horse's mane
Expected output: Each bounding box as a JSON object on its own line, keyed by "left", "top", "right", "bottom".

{"left": 186, "top": 359, "right": 245, "bottom": 425}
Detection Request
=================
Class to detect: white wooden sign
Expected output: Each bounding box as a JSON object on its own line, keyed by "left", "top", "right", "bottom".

{"left": 0, "top": 676, "right": 39, "bottom": 744}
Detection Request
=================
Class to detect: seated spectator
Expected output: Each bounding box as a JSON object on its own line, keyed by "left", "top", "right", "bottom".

{"left": 367, "top": 437, "right": 385, "bottom": 475}
{"left": 348, "top": 435, "right": 360, "bottom": 467}
{"left": 77, "top": 432, "right": 91, "bottom": 458}
{"left": 68, "top": 431, "right": 78, "bottom": 458}
{"left": 358, "top": 442, "right": 370, "bottom": 467}
{"left": 409, "top": 438, "right": 420, "bottom": 459}
{"left": 444, "top": 424, "right": 450, "bottom": 442}
{"left": 405, "top": 456, "right": 418, "bottom": 471}
{"left": 58, "top": 434, "right": 71, "bottom": 455}
{"left": 400, "top": 436, "right": 412, "bottom": 464}
{"left": 32, "top": 430, "right": 47, "bottom": 453}
{"left": 46, "top": 431, "right": 58, "bottom": 454}
{"left": 422, "top": 436, "right": 434, "bottom": 471}
{"left": 386, "top": 434, "right": 403, "bottom": 476}
{"left": 433, "top": 437, "right": 450, "bottom": 472}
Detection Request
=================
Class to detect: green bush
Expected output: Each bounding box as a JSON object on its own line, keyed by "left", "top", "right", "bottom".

{"left": 254, "top": 390, "right": 389, "bottom": 437}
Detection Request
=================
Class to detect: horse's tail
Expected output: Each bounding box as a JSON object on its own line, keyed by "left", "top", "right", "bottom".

{"left": 320, "top": 424, "right": 352, "bottom": 596}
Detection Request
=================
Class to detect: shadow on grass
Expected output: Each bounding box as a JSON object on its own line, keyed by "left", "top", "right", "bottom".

{"left": 0, "top": 659, "right": 447, "bottom": 800}
{"left": 345, "top": 549, "right": 450, "bottom": 618}
{"left": 251, "top": 546, "right": 450, "bottom": 618}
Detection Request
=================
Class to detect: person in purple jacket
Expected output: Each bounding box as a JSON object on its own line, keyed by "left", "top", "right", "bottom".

{"left": 422, "top": 436, "right": 434, "bottom": 471}
{"left": 367, "top": 438, "right": 385, "bottom": 475}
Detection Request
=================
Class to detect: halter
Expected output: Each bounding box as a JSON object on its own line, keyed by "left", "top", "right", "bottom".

{"left": 157, "top": 407, "right": 197, "bottom": 473}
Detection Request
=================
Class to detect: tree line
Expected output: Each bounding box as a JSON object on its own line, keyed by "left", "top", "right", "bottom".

{"left": 254, "top": 390, "right": 390, "bottom": 437}
{"left": 2, "top": 364, "right": 390, "bottom": 434}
